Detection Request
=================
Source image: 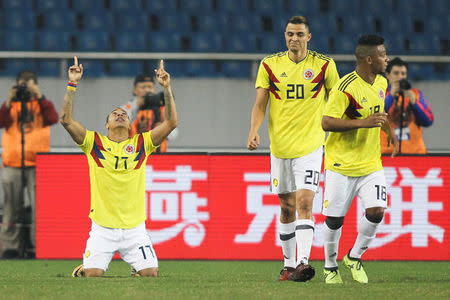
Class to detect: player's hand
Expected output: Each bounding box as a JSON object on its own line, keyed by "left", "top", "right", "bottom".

{"left": 387, "top": 133, "right": 399, "bottom": 157}
{"left": 362, "top": 112, "right": 387, "bottom": 128}
{"left": 247, "top": 132, "right": 260, "bottom": 150}
{"left": 155, "top": 60, "right": 170, "bottom": 88}
{"left": 68, "top": 56, "right": 83, "bottom": 83}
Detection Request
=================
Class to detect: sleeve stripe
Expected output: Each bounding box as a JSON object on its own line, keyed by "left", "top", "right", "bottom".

{"left": 338, "top": 74, "right": 357, "bottom": 92}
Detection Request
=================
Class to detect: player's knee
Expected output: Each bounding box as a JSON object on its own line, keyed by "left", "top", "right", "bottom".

{"left": 297, "top": 200, "right": 312, "bottom": 213}
{"left": 296, "top": 190, "right": 314, "bottom": 213}
{"left": 84, "top": 268, "right": 104, "bottom": 277}
{"left": 138, "top": 267, "right": 158, "bottom": 277}
{"left": 365, "top": 212, "right": 384, "bottom": 223}
{"left": 325, "top": 216, "right": 344, "bottom": 230}
{"left": 279, "top": 194, "right": 296, "bottom": 219}
{"left": 365, "top": 207, "right": 384, "bottom": 223}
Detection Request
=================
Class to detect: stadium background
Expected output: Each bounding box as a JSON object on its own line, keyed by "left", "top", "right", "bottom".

{"left": 0, "top": 0, "right": 449, "bottom": 261}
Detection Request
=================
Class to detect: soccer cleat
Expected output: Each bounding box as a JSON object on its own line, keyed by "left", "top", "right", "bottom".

{"left": 72, "top": 264, "right": 85, "bottom": 277}
{"left": 324, "top": 268, "right": 343, "bottom": 284}
{"left": 131, "top": 267, "right": 141, "bottom": 277}
{"left": 288, "top": 263, "right": 315, "bottom": 282}
{"left": 278, "top": 267, "right": 295, "bottom": 281}
{"left": 343, "top": 254, "right": 368, "bottom": 283}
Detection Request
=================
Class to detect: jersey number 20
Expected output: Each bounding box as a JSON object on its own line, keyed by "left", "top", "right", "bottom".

{"left": 286, "top": 84, "right": 304, "bottom": 100}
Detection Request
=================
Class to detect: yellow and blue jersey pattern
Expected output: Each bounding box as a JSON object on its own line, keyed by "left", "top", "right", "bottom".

{"left": 79, "top": 130, "right": 157, "bottom": 229}
{"left": 324, "top": 71, "right": 388, "bottom": 177}
{"left": 255, "top": 50, "right": 339, "bottom": 159}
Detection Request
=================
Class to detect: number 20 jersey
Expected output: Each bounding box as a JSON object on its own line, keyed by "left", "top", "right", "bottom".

{"left": 79, "top": 130, "right": 157, "bottom": 229}
{"left": 255, "top": 50, "right": 339, "bottom": 159}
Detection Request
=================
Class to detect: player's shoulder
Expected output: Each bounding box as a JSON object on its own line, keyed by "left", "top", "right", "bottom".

{"left": 375, "top": 74, "right": 388, "bottom": 87}
{"left": 307, "top": 50, "right": 334, "bottom": 63}
{"left": 260, "top": 51, "right": 288, "bottom": 64}
{"left": 335, "top": 71, "right": 358, "bottom": 92}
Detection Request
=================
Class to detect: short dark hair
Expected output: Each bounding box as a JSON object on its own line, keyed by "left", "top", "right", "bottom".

{"left": 355, "top": 34, "right": 385, "bottom": 61}
{"left": 134, "top": 74, "right": 154, "bottom": 86}
{"left": 386, "top": 57, "right": 407, "bottom": 74}
{"left": 286, "top": 16, "right": 309, "bottom": 31}
{"left": 16, "top": 70, "right": 38, "bottom": 84}
{"left": 357, "top": 34, "right": 385, "bottom": 47}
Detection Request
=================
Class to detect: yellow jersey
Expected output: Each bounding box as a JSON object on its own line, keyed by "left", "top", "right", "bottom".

{"left": 255, "top": 50, "right": 339, "bottom": 158}
{"left": 324, "top": 71, "right": 388, "bottom": 177}
{"left": 79, "top": 130, "right": 157, "bottom": 228}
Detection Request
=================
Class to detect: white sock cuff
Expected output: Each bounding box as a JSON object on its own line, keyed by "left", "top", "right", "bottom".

{"left": 296, "top": 219, "right": 315, "bottom": 231}
{"left": 359, "top": 215, "right": 379, "bottom": 237}
{"left": 279, "top": 221, "right": 296, "bottom": 233}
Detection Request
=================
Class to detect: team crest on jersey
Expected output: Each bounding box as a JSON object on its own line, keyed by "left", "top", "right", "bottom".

{"left": 303, "top": 69, "right": 314, "bottom": 80}
{"left": 124, "top": 144, "right": 135, "bottom": 155}
{"left": 379, "top": 89, "right": 385, "bottom": 100}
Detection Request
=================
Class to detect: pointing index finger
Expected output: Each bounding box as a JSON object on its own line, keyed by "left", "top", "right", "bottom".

{"left": 74, "top": 56, "right": 78, "bottom": 66}
{"left": 160, "top": 59, "right": 164, "bottom": 70}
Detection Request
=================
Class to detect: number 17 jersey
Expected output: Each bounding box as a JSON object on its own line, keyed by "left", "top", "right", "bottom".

{"left": 79, "top": 130, "right": 157, "bottom": 229}
{"left": 255, "top": 50, "right": 339, "bottom": 159}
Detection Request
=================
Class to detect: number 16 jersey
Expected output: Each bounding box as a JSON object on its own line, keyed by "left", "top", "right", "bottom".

{"left": 79, "top": 130, "right": 157, "bottom": 229}
{"left": 255, "top": 50, "right": 339, "bottom": 159}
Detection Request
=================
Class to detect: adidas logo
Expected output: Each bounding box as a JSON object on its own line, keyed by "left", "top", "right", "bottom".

{"left": 280, "top": 72, "right": 287, "bottom": 77}
{"left": 360, "top": 246, "right": 368, "bottom": 250}
{"left": 361, "top": 97, "right": 367, "bottom": 103}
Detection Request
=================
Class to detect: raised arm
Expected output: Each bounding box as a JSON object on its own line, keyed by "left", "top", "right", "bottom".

{"left": 150, "top": 60, "right": 178, "bottom": 146}
{"left": 247, "top": 87, "right": 269, "bottom": 150}
{"left": 60, "top": 56, "right": 87, "bottom": 145}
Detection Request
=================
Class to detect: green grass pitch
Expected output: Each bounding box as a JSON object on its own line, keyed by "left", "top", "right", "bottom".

{"left": 0, "top": 260, "right": 449, "bottom": 299}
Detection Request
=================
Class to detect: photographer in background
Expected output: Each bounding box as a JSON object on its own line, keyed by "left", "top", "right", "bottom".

{"left": 381, "top": 57, "right": 434, "bottom": 154}
{"left": 0, "top": 70, "right": 58, "bottom": 258}
{"left": 121, "top": 74, "right": 169, "bottom": 152}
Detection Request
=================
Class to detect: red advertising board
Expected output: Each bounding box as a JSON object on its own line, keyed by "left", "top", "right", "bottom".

{"left": 36, "top": 154, "right": 450, "bottom": 260}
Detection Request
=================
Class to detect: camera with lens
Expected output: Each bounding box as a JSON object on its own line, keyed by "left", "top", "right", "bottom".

{"left": 142, "top": 92, "right": 165, "bottom": 109}
{"left": 12, "top": 83, "right": 32, "bottom": 103}
{"left": 399, "top": 79, "right": 412, "bottom": 90}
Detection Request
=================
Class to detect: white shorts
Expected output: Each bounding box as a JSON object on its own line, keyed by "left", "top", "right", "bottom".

{"left": 83, "top": 221, "right": 158, "bottom": 272}
{"left": 322, "top": 169, "right": 388, "bottom": 217}
{"left": 270, "top": 146, "right": 323, "bottom": 194}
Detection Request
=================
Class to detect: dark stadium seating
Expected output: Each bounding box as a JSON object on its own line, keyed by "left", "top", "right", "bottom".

{"left": 38, "top": 31, "right": 71, "bottom": 51}
{"left": 114, "top": 32, "right": 148, "bottom": 52}
{"left": 4, "top": 10, "right": 35, "bottom": 30}
{"left": 0, "top": 0, "right": 447, "bottom": 78}
{"left": 38, "top": 59, "right": 60, "bottom": 77}
{"left": 109, "top": 61, "right": 144, "bottom": 77}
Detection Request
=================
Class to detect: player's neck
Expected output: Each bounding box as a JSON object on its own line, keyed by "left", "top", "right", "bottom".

{"left": 288, "top": 49, "right": 308, "bottom": 63}
{"left": 355, "top": 65, "right": 376, "bottom": 85}
{"left": 107, "top": 128, "right": 129, "bottom": 143}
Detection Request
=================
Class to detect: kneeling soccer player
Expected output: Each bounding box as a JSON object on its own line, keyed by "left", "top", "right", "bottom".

{"left": 61, "top": 57, "right": 178, "bottom": 277}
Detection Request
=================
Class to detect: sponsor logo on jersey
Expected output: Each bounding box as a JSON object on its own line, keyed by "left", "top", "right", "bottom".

{"left": 124, "top": 144, "right": 135, "bottom": 155}
{"left": 303, "top": 69, "right": 314, "bottom": 80}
